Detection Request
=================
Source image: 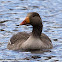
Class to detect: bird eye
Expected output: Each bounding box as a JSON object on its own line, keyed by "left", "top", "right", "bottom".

{"left": 32, "top": 15, "right": 36, "bottom": 17}
{"left": 32, "top": 13, "right": 40, "bottom": 17}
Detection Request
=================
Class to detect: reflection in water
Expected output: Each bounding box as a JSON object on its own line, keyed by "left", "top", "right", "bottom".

{"left": 0, "top": 0, "right": 62, "bottom": 62}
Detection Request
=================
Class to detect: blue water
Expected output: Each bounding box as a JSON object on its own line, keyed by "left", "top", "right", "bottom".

{"left": 0, "top": 0, "right": 62, "bottom": 62}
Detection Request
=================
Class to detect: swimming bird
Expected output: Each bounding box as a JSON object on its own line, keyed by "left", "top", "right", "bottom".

{"left": 7, "top": 12, "right": 53, "bottom": 50}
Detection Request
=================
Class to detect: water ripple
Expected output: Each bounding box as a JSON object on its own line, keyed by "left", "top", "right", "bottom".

{"left": 0, "top": 0, "right": 62, "bottom": 62}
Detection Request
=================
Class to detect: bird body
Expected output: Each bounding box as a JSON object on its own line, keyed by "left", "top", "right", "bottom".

{"left": 7, "top": 12, "right": 53, "bottom": 50}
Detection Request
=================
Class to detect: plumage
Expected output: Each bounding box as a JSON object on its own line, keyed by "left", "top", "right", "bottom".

{"left": 7, "top": 12, "right": 53, "bottom": 50}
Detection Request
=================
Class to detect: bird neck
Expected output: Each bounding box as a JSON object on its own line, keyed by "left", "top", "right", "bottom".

{"left": 32, "top": 25, "right": 42, "bottom": 38}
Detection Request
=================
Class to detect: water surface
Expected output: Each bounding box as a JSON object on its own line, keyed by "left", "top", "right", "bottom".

{"left": 0, "top": 0, "right": 62, "bottom": 62}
